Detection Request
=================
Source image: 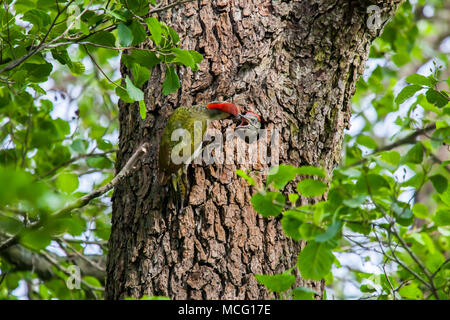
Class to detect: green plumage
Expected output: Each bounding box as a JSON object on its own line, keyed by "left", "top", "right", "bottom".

{"left": 159, "top": 104, "right": 233, "bottom": 179}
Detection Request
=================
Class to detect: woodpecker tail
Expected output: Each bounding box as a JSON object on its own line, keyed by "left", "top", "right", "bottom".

{"left": 169, "top": 169, "right": 188, "bottom": 214}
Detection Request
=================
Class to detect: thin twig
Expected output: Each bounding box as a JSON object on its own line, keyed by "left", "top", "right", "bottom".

{"left": 40, "top": 0, "right": 75, "bottom": 45}
{"left": 51, "top": 142, "right": 149, "bottom": 220}
{"left": 58, "top": 239, "right": 105, "bottom": 273}
{"left": 0, "top": 236, "right": 16, "bottom": 251}
{"left": 431, "top": 257, "right": 450, "bottom": 279}
{"left": 391, "top": 228, "right": 439, "bottom": 299}
{"left": 39, "top": 249, "right": 104, "bottom": 292}
{"left": 83, "top": 45, "right": 126, "bottom": 91}
{"left": 47, "top": 41, "right": 140, "bottom": 51}
{"left": 347, "top": 123, "right": 436, "bottom": 168}
{"left": 0, "top": 0, "right": 75, "bottom": 74}
{"left": 148, "top": 0, "right": 196, "bottom": 14}
{"left": 48, "top": 0, "right": 94, "bottom": 45}
{"left": 382, "top": 258, "right": 396, "bottom": 299}
{"left": 63, "top": 239, "right": 107, "bottom": 246}
{"left": 1, "top": 143, "right": 148, "bottom": 255}
{"left": 363, "top": 170, "right": 439, "bottom": 298}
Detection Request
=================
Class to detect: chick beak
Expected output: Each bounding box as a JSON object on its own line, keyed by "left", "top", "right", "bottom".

{"left": 236, "top": 114, "right": 250, "bottom": 128}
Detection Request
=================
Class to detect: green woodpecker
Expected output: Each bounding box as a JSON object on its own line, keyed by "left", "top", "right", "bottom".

{"left": 159, "top": 102, "right": 240, "bottom": 211}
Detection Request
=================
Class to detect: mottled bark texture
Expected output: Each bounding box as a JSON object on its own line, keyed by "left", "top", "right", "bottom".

{"left": 106, "top": 0, "right": 401, "bottom": 299}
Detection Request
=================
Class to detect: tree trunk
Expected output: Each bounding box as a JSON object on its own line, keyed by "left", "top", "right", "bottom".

{"left": 106, "top": 0, "right": 401, "bottom": 300}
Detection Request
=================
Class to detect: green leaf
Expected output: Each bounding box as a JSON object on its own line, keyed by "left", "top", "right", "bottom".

{"left": 299, "top": 223, "right": 323, "bottom": 240}
{"left": 162, "top": 66, "right": 180, "bottom": 96}
{"left": 288, "top": 193, "right": 299, "bottom": 204}
{"left": 366, "top": 174, "right": 390, "bottom": 191}
{"left": 68, "top": 61, "right": 85, "bottom": 76}
{"left": 117, "top": 22, "right": 133, "bottom": 47}
{"left": 267, "top": 165, "right": 297, "bottom": 190}
{"left": 124, "top": 50, "right": 160, "bottom": 69}
{"left": 250, "top": 192, "right": 285, "bottom": 218}
{"left": 236, "top": 169, "right": 256, "bottom": 186}
{"left": 129, "top": 20, "right": 147, "bottom": 45}
{"left": 401, "top": 171, "right": 424, "bottom": 188}
{"left": 86, "top": 156, "right": 113, "bottom": 169}
{"left": 85, "top": 31, "right": 116, "bottom": 48}
{"left": 292, "top": 287, "right": 316, "bottom": 300}
{"left": 356, "top": 135, "right": 377, "bottom": 149}
{"left": 296, "top": 166, "right": 326, "bottom": 178}
{"left": 400, "top": 142, "right": 423, "bottom": 164}
{"left": 360, "top": 284, "right": 376, "bottom": 293}
{"left": 125, "top": 75, "right": 144, "bottom": 101}
{"left": 106, "top": 8, "right": 131, "bottom": 21}
{"left": 433, "top": 210, "right": 450, "bottom": 226}
{"left": 146, "top": 17, "right": 162, "bottom": 45}
{"left": 315, "top": 220, "right": 342, "bottom": 242}
{"left": 281, "top": 210, "right": 304, "bottom": 241}
{"left": 395, "top": 85, "right": 423, "bottom": 105}
{"left": 399, "top": 284, "right": 423, "bottom": 300}
{"left": 417, "top": 94, "right": 442, "bottom": 115}
{"left": 131, "top": 63, "right": 150, "bottom": 87}
{"left": 0, "top": 216, "right": 23, "bottom": 234}
{"left": 343, "top": 195, "right": 366, "bottom": 208}
{"left": 426, "top": 89, "right": 448, "bottom": 108}
{"left": 51, "top": 48, "right": 71, "bottom": 66}
{"left": 297, "top": 179, "right": 328, "bottom": 197}
{"left": 21, "top": 229, "right": 52, "bottom": 251}
{"left": 23, "top": 62, "right": 53, "bottom": 82}
{"left": 392, "top": 202, "right": 414, "bottom": 226}
{"left": 412, "top": 203, "right": 428, "bottom": 219}
{"left": 139, "top": 100, "right": 146, "bottom": 120}
{"left": 22, "top": 9, "right": 51, "bottom": 29}
{"left": 255, "top": 273, "right": 296, "bottom": 293}
{"left": 405, "top": 74, "right": 434, "bottom": 87}
{"left": 379, "top": 150, "right": 401, "bottom": 166}
{"left": 392, "top": 52, "right": 410, "bottom": 67}
{"left": 435, "top": 120, "right": 448, "bottom": 130}
{"left": 127, "top": 0, "right": 150, "bottom": 16}
{"left": 83, "top": 276, "right": 102, "bottom": 288}
{"left": 70, "top": 139, "right": 87, "bottom": 154}
{"left": 54, "top": 118, "right": 70, "bottom": 137}
{"left": 429, "top": 174, "right": 448, "bottom": 193}
{"left": 172, "top": 48, "right": 196, "bottom": 69}
{"left": 167, "top": 26, "right": 180, "bottom": 45}
{"left": 115, "top": 86, "right": 134, "bottom": 103}
{"left": 297, "top": 241, "right": 335, "bottom": 281}
{"left": 189, "top": 50, "right": 203, "bottom": 65}
{"left": 56, "top": 173, "right": 79, "bottom": 194}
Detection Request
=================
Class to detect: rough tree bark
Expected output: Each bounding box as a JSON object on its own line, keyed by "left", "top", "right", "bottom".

{"left": 106, "top": 0, "right": 401, "bottom": 299}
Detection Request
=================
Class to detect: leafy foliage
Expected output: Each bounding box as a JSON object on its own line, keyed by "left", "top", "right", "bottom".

{"left": 239, "top": 1, "right": 449, "bottom": 299}
{"left": 0, "top": 0, "right": 201, "bottom": 299}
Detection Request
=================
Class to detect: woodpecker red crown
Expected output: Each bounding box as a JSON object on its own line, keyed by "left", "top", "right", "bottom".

{"left": 206, "top": 102, "right": 240, "bottom": 116}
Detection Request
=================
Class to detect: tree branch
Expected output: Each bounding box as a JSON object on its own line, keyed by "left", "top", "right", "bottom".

{"left": 431, "top": 257, "right": 450, "bottom": 279}
{"left": 83, "top": 45, "right": 126, "bottom": 91}
{"left": 52, "top": 142, "right": 149, "bottom": 220}
{"left": 347, "top": 123, "right": 436, "bottom": 168}
{"left": 148, "top": 0, "right": 196, "bottom": 14}
{"left": 0, "top": 241, "right": 105, "bottom": 282}
{"left": 0, "top": 0, "right": 75, "bottom": 75}
{"left": 39, "top": 249, "right": 104, "bottom": 293}
{"left": 1, "top": 142, "right": 148, "bottom": 264}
